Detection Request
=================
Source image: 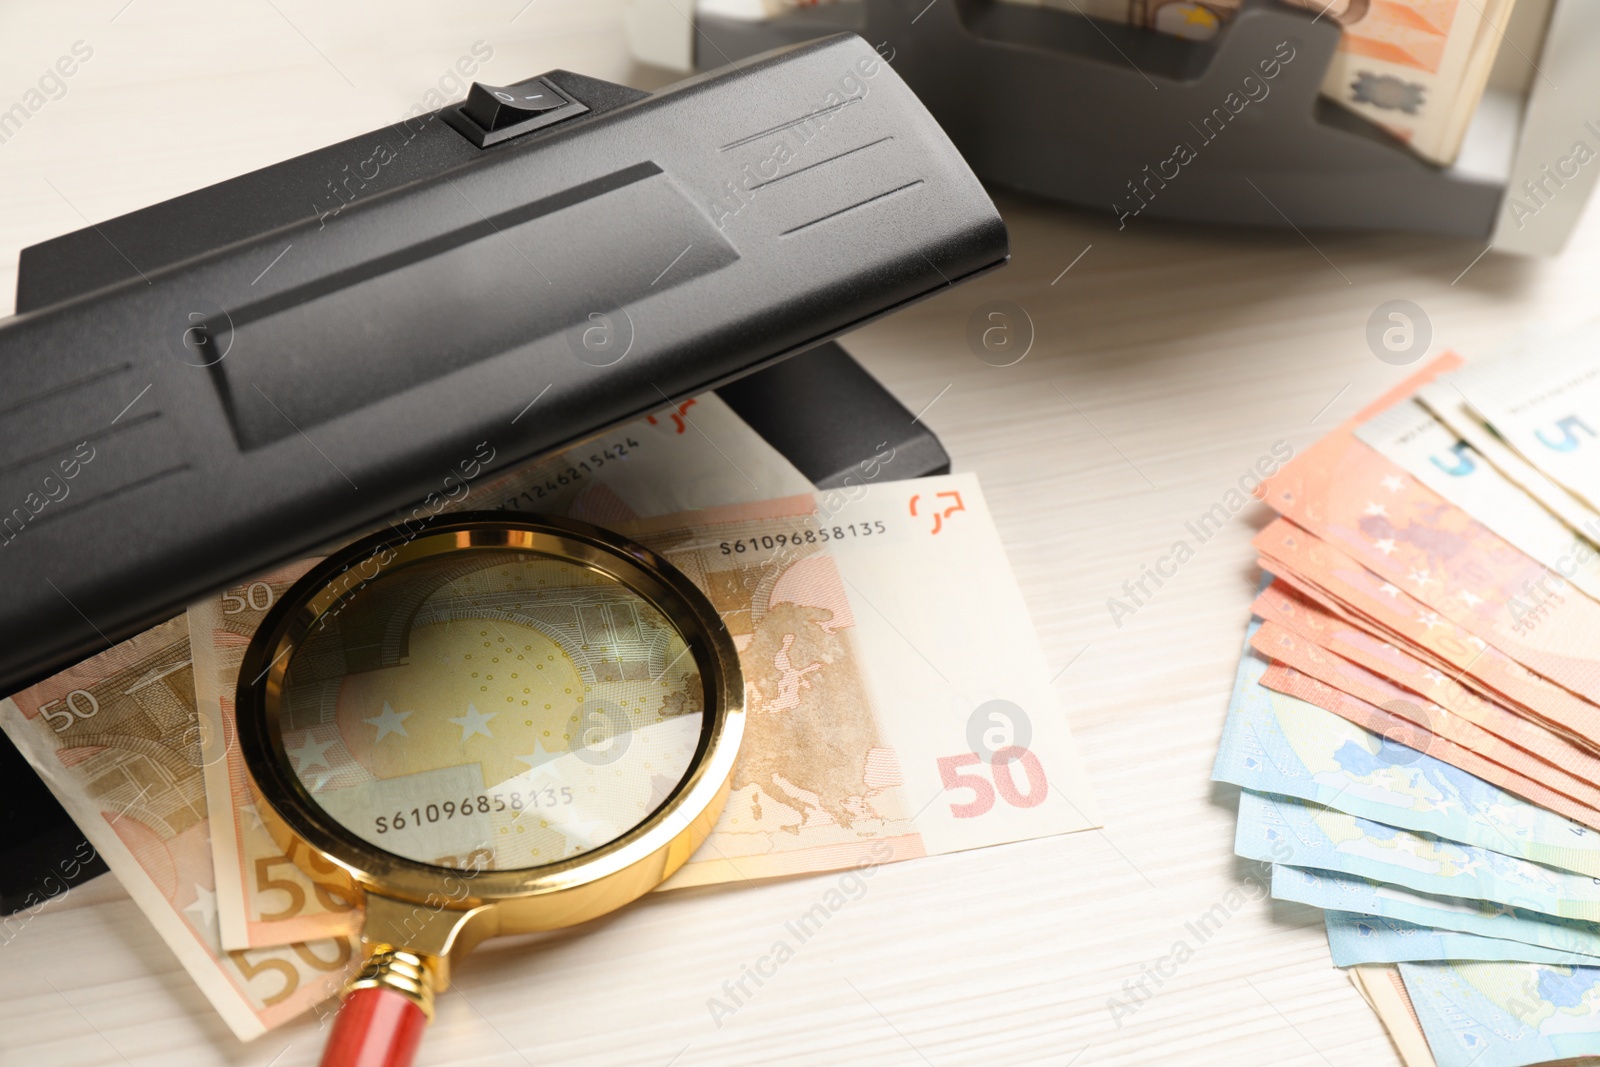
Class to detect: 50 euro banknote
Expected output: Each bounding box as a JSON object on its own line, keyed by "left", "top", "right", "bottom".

{"left": 194, "top": 391, "right": 819, "bottom": 950}
{"left": 194, "top": 470, "right": 1102, "bottom": 948}
{"left": 0, "top": 616, "right": 357, "bottom": 1041}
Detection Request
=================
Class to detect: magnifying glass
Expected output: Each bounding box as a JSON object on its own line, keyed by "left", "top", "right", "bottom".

{"left": 234, "top": 513, "right": 744, "bottom": 1067}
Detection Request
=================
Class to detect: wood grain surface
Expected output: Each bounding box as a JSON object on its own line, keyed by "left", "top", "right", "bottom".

{"left": 0, "top": 2, "right": 1592, "bottom": 1064}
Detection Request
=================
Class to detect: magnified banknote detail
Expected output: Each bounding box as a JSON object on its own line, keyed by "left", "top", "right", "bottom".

{"left": 278, "top": 553, "right": 705, "bottom": 871}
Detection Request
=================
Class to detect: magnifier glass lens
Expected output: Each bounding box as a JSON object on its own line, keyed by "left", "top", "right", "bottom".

{"left": 277, "top": 551, "right": 706, "bottom": 872}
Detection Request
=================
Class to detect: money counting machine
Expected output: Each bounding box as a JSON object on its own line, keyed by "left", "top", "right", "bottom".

{"left": 0, "top": 34, "right": 1008, "bottom": 908}
{"left": 681, "top": 0, "right": 1518, "bottom": 239}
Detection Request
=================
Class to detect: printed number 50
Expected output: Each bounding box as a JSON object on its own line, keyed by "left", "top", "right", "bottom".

{"left": 937, "top": 749, "right": 1048, "bottom": 818}
{"left": 39, "top": 689, "right": 99, "bottom": 733}
{"left": 222, "top": 581, "right": 275, "bottom": 614}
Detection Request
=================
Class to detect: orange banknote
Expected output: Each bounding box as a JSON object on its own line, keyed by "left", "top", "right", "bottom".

{"left": 1259, "top": 356, "right": 1600, "bottom": 709}
{"left": 0, "top": 617, "right": 356, "bottom": 1040}
{"left": 1257, "top": 563, "right": 1463, "bottom": 685}
{"left": 1258, "top": 663, "right": 1600, "bottom": 832}
{"left": 1249, "top": 621, "right": 1600, "bottom": 811}
{"left": 1255, "top": 516, "right": 1600, "bottom": 746}
{"left": 1253, "top": 582, "right": 1600, "bottom": 775}
{"left": 190, "top": 560, "right": 364, "bottom": 951}
{"left": 1257, "top": 542, "right": 1572, "bottom": 733}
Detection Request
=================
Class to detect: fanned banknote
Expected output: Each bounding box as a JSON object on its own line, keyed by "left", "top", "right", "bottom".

{"left": 0, "top": 617, "right": 357, "bottom": 1040}
{"left": 1213, "top": 626, "right": 1600, "bottom": 877}
{"left": 1250, "top": 621, "right": 1600, "bottom": 810}
{"left": 1351, "top": 963, "right": 1438, "bottom": 1067}
{"left": 1274, "top": 866, "right": 1600, "bottom": 959}
{"left": 1443, "top": 322, "right": 1600, "bottom": 516}
{"left": 1400, "top": 960, "right": 1600, "bottom": 1067}
{"left": 1224, "top": 335, "right": 1600, "bottom": 1063}
{"left": 1260, "top": 375, "right": 1600, "bottom": 712}
{"left": 1237, "top": 790, "right": 1600, "bottom": 925}
{"left": 1250, "top": 581, "right": 1600, "bottom": 817}
{"left": 1260, "top": 658, "right": 1600, "bottom": 831}
{"left": 1253, "top": 517, "right": 1600, "bottom": 748}
{"left": 1325, "top": 912, "right": 1600, "bottom": 967}
{"left": 1228, "top": 329, "right": 1600, "bottom": 1062}
{"left": 193, "top": 470, "right": 1101, "bottom": 947}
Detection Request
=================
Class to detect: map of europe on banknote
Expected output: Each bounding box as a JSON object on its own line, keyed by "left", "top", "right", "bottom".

{"left": 630, "top": 473, "right": 1104, "bottom": 885}
{"left": 1215, "top": 624, "right": 1600, "bottom": 877}
{"left": 1236, "top": 791, "right": 1600, "bottom": 924}
{"left": 1401, "top": 960, "right": 1600, "bottom": 1067}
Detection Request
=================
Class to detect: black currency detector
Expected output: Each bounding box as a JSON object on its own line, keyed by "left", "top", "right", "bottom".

{"left": 0, "top": 33, "right": 1007, "bottom": 704}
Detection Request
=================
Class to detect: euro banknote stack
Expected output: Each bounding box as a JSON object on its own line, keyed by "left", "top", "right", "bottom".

{"left": 1020, "top": 0, "right": 1518, "bottom": 167}
{"left": 0, "top": 392, "right": 1100, "bottom": 1039}
{"left": 1214, "top": 323, "right": 1600, "bottom": 1067}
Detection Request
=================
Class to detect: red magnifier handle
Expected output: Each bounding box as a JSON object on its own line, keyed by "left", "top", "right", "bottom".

{"left": 320, "top": 986, "right": 430, "bottom": 1067}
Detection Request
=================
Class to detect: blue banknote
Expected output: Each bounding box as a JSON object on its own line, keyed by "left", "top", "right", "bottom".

{"left": 1236, "top": 790, "right": 1600, "bottom": 923}
{"left": 1274, "top": 866, "right": 1600, "bottom": 958}
{"left": 1214, "top": 624, "right": 1600, "bottom": 877}
{"left": 1325, "top": 911, "right": 1600, "bottom": 966}
{"left": 1400, "top": 960, "right": 1600, "bottom": 1067}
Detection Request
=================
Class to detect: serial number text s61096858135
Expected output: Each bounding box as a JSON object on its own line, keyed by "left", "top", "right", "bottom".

{"left": 720, "top": 520, "right": 886, "bottom": 555}
{"left": 374, "top": 786, "right": 575, "bottom": 835}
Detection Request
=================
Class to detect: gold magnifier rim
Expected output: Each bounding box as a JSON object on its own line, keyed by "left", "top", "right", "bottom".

{"left": 234, "top": 511, "right": 744, "bottom": 915}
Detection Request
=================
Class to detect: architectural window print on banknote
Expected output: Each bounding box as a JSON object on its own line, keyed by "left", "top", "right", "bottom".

{"left": 0, "top": 617, "right": 356, "bottom": 1040}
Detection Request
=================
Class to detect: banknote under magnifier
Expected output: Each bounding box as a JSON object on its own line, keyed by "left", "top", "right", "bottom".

{"left": 233, "top": 512, "right": 744, "bottom": 1067}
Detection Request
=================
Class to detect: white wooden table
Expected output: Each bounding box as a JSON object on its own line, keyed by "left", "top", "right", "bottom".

{"left": 1, "top": 3, "right": 1594, "bottom": 1064}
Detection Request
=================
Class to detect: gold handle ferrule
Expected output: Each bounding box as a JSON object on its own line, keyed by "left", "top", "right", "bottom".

{"left": 347, "top": 946, "right": 437, "bottom": 1021}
